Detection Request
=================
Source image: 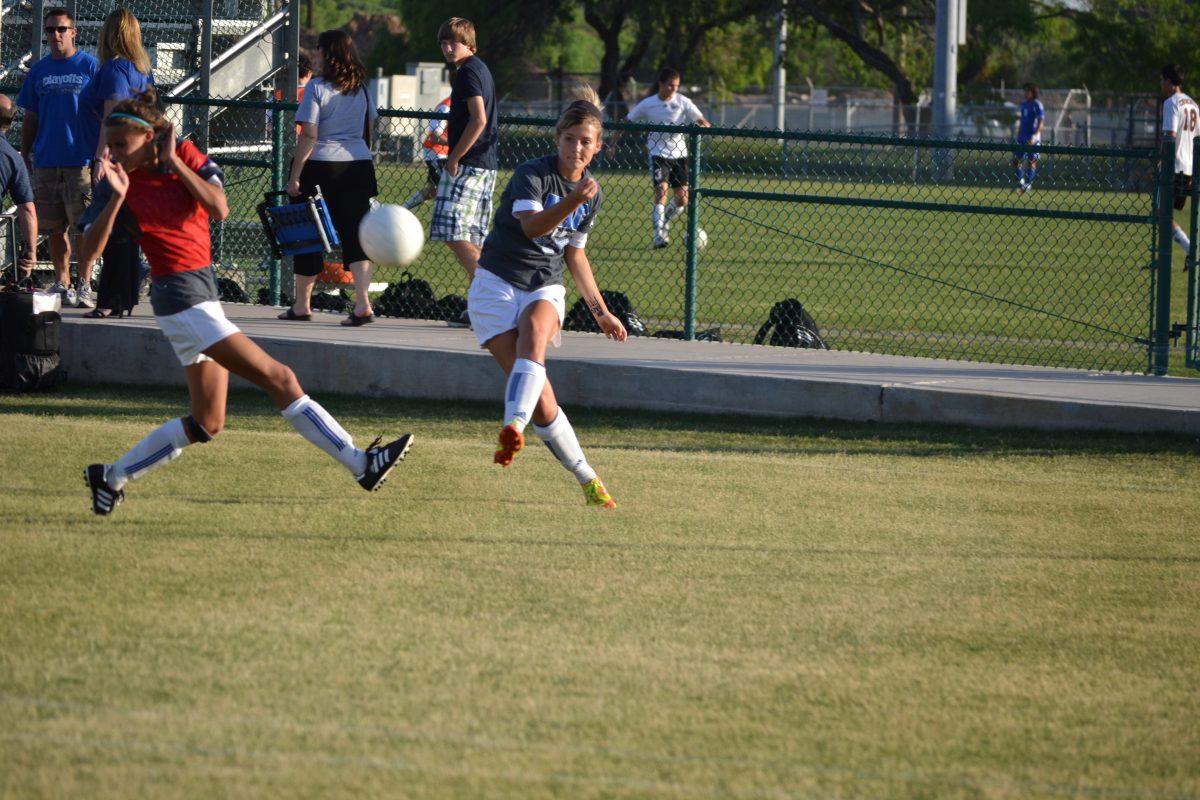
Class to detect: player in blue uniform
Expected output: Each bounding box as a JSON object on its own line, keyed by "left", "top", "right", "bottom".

{"left": 1013, "top": 83, "right": 1045, "bottom": 193}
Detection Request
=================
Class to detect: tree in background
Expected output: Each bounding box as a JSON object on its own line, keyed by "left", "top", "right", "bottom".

{"left": 309, "top": 0, "right": 1191, "bottom": 121}
{"left": 582, "top": 0, "right": 776, "bottom": 111}
{"left": 1067, "top": 0, "right": 1200, "bottom": 93}
{"left": 792, "top": 0, "right": 926, "bottom": 115}
{"left": 369, "top": 0, "right": 572, "bottom": 88}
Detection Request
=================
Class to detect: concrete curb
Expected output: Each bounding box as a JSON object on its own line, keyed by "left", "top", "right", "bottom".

{"left": 56, "top": 310, "right": 1200, "bottom": 436}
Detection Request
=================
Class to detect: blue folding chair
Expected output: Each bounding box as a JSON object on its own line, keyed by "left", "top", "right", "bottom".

{"left": 256, "top": 186, "right": 340, "bottom": 259}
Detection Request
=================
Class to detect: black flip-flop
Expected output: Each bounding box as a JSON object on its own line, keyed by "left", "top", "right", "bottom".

{"left": 340, "top": 312, "right": 375, "bottom": 327}
{"left": 277, "top": 307, "right": 312, "bottom": 321}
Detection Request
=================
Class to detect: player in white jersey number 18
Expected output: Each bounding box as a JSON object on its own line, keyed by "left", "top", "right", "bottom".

{"left": 1161, "top": 63, "right": 1198, "bottom": 260}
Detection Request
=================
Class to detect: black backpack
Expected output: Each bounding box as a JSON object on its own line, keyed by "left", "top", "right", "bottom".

{"left": 753, "top": 299, "right": 827, "bottom": 349}
{"left": 217, "top": 277, "right": 251, "bottom": 304}
{"left": 436, "top": 293, "right": 468, "bottom": 322}
{"left": 0, "top": 291, "right": 66, "bottom": 391}
{"left": 564, "top": 290, "right": 647, "bottom": 336}
{"left": 375, "top": 272, "right": 438, "bottom": 319}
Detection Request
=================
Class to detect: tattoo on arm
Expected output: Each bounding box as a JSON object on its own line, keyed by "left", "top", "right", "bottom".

{"left": 587, "top": 298, "right": 603, "bottom": 317}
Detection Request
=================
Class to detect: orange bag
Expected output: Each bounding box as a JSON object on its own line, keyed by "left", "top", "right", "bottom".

{"left": 317, "top": 261, "right": 354, "bottom": 285}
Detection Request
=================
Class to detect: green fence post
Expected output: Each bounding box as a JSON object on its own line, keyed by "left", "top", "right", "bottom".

{"left": 1187, "top": 138, "right": 1200, "bottom": 369}
{"left": 1151, "top": 137, "right": 1176, "bottom": 375}
{"left": 684, "top": 130, "right": 701, "bottom": 340}
{"left": 269, "top": 100, "right": 284, "bottom": 307}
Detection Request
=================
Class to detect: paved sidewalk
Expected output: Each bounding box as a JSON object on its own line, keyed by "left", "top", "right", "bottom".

{"left": 56, "top": 304, "right": 1200, "bottom": 435}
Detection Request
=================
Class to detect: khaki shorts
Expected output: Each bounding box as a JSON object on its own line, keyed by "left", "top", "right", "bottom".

{"left": 33, "top": 166, "right": 91, "bottom": 235}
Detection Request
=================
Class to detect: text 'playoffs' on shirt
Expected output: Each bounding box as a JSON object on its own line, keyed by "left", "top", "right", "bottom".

{"left": 15, "top": 50, "right": 98, "bottom": 167}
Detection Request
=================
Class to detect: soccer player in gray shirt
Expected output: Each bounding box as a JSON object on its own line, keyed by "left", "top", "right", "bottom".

{"left": 469, "top": 98, "right": 626, "bottom": 509}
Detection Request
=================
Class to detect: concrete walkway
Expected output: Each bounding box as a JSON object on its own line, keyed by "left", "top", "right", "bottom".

{"left": 56, "top": 304, "right": 1200, "bottom": 435}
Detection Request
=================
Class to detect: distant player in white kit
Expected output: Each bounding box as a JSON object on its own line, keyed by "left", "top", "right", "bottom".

{"left": 1012, "top": 82, "right": 1044, "bottom": 193}
{"left": 618, "top": 68, "right": 710, "bottom": 248}
{"left": 1160, "top": 63, "right": 1197, "bottom": 257}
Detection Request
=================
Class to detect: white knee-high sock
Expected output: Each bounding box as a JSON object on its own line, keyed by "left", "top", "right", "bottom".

{"left": 108, "top": 417, "right": 192, "bottom": 490}
{"left": 281, "top": 395, "right": 367, "bottom": 475}
{"left": 665, "top": 199, "right": 685, "bottom": 224}
{"left": 534, "top": 409, "right": 596, "bottom": 484}
{"left": 1173, "top": 225, "right": 1191, "bottom": 253}
{"left": 651, "top": 204, "right": 665, "bottom": 238}
{"left": 504, "top": 358, "right": 546, "bottom": 433}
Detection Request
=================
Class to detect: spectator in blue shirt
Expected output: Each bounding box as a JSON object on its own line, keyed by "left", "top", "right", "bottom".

{"left": 79, "top": 7, "right": 153, "bottom": 318}
{"left": 0, "top": 94, "right": 38, "bottom": 280}
{"left": 16, "top": 7, "right": 97, "bottom": 305}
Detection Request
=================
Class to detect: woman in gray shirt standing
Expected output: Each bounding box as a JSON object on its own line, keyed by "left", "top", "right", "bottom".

{"left": 282, "top": 30, "right": 378, "bottom": 326}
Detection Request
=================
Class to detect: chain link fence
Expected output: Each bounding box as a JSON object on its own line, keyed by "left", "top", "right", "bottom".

{"left": 0, "top": 89, "right": 1174, "bottom": 374}
{"left": 180, "top": 97, "right": 1171, "bottom": 374}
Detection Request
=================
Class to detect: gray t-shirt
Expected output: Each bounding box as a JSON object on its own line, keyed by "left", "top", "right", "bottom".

{"left": 296, "top": 77, "right": 377, "bottom": 162}
{"left": 477, "top": 155, "right": 602, "bottom": 290}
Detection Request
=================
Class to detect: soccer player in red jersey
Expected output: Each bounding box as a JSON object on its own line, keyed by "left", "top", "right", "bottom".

{"left": 80, "top": 90, "right": 413, "bottom": 515}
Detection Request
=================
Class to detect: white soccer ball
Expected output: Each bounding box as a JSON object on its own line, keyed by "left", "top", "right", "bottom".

{"left": 686, "top": 227, "right": 709, "bottom": 250}
{"left": 358, "top": 203, "right": 425, "bottom": 267}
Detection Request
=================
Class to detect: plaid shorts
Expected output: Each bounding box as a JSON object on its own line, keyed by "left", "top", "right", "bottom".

{"left": 430, "top": 165, "right": 497, "bottom": 246}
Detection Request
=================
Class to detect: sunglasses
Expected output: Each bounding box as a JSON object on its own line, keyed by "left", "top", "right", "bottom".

{"left": 43, "top": 25, "right": 73, "bottom": 33}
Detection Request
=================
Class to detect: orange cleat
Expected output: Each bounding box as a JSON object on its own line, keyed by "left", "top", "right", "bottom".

{"left": 493, "top": 424, "right": 524, "bottom": 467}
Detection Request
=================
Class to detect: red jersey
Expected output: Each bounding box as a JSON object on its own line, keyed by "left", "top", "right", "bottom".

{"left": 121, "top": 140, "right": 223, "bottom": 277}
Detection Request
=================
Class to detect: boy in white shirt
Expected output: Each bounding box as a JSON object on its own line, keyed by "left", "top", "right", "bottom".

{"left": 1161, "top": 63, "right": 1198, "bottom": 257}
{"left": 618, "top": 68, "right": 711, "bottom": 248}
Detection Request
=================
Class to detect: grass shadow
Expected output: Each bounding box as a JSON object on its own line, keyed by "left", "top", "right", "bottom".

{"left": 2, "top": 384, "right": 1197, "bottom": 459}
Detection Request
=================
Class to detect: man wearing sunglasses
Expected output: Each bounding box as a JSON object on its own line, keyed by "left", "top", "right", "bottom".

{"left": 16, "top": 8, "right": 98, "bottom": 306}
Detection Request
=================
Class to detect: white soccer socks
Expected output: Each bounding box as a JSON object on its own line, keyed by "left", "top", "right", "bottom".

{"left": 665, "top": 199, "right": 685, "bottom": 224}
{"left": 107, "top": 417, "right": 192, "bottom": 490}
{"left": 281, "top": 395, "right": 368, "bottom": 475}
{"left": 1173, "top": 225, "right": 1191, "bottom": 254}
{"left": 651, "top": 204, "right": 666, "bottom": 239}
{"left": 504, "top": 358, "right": 547, "bottom": 433}
{"left": 534, "top": 409, "right": 597, "bottom": 484}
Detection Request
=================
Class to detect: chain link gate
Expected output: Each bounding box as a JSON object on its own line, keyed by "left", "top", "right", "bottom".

{"left": 690, "top": 129, "right": 1166, "bottom": 373}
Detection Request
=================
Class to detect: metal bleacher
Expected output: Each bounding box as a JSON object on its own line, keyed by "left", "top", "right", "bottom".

{"left": 0, "top": 0, "right": 300, "bottom": 147}
{"left": 0, "top": 0, "right": 299, "bottom": 286}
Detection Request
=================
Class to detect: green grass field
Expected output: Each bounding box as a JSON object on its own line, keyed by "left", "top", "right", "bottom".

{"left": 2, "top": 386, "right": 1198, "bottom": 798}
{"left": 220, "top": 147, "right": 1200, "bottom": 376}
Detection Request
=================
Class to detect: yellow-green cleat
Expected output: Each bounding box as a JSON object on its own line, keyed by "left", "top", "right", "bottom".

{"left": 582, "top": 477, "right": 616, "bottom": 509}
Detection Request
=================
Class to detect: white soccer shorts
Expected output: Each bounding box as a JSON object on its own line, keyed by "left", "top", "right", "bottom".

{"left": 155, "top": 301, "right": 241, "bottom": 366}
{"left": 467, "top": 268, "right": 566, "bottom": 348}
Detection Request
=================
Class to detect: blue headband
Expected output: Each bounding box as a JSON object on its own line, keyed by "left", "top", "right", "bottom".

{"left": 107, "top": 112, "right": 152, "bottom": 128}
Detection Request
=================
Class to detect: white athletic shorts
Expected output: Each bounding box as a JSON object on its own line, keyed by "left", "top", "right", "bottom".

{"left": 156, "top": 300, "right": 241, "bottom": 366}
{"left": 468, "top": 268, "right": 566, "bottom": 348}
